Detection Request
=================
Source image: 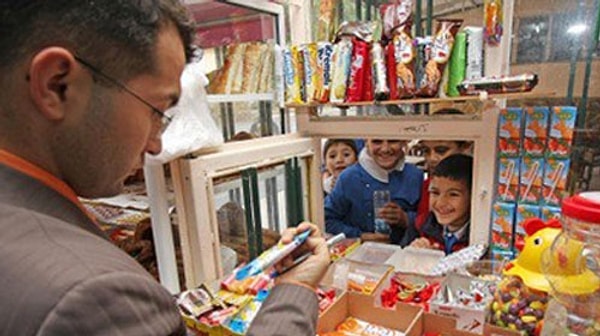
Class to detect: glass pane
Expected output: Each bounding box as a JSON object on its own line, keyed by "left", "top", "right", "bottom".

{"left": 212, "top": 158, "right": 310, "bottom": 275}
{"left": 516, "top": 16, "right": 550, "bottom": 64}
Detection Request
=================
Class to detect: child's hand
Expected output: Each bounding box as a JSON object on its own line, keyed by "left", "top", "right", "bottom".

{"left": 410, "top": 237, "right": 435, "bottom": 249}
{"left": 379, "top": 202, "right": 409, "bottom": 228}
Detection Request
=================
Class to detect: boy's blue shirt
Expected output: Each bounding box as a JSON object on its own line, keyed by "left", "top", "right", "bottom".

{"left": 324, "top": 162, "right": 423, "bottom": 244}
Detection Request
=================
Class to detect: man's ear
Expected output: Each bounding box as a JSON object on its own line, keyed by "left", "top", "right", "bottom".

{"left": 28, "top": 47, "right": 80, "bottom": 121}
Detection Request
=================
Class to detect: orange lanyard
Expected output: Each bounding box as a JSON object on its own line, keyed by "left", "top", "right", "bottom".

{"left": 0, "top": 150, "right": 98, "bottom": 225}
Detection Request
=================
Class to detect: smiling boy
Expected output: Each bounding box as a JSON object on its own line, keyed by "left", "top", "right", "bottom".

{"left": 401, "top": 154, "right": 473, "bottom": 254}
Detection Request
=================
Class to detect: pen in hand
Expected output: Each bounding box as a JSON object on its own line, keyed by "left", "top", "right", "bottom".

{"left": 277, "top": 233, "right": 346, "bottom": 276}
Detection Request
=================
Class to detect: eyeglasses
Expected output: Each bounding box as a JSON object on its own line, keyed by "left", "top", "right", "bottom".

{"left": 73, "top": 55, "right": 172, "bottom": 134}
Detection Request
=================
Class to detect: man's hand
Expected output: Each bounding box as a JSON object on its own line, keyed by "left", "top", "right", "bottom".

{"left": 379, "top": 202, "right": 408, "bottom": 228}
{"left": 275, "top": 222, "right": 330, "bottom": 288}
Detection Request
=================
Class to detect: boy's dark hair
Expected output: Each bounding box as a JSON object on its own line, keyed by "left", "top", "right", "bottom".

{"left": 431, "top": 154, "right": 473, "bottom": 189}
{"left": 323, "top": 139, "right": 358, "bottom": 159}
{"left": 0, "top": 1, "right": 195, "bottom": 87}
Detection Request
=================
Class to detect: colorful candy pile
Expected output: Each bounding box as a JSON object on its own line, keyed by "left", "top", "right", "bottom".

{"left": 489, "top": 276, "right": 548, "bottom": 335}
{"left": 380, "top": 274, "right": 440, "bottom": 311}
{"left": 317, "top": 287, "right": 339, "bottom": 313}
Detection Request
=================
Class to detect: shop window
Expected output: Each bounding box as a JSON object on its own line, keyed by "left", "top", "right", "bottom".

{"left": 515, "top": 16, "right": 549, "bottom": 64}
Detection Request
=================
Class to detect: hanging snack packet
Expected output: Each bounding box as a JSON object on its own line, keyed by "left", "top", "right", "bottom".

{"left": 301, "top": 43, "right": 320, "bottom": 104}
{"left": 346, "top": 39, "right": 370, "bottom": 102}
{"left": 388, "top": 24, "right": 416, "bottom": 99}
{"left": 329, "top": 38, "right": 353, "bottom": 103}
{"left": 380, "top": 0, "right": 413, "bottom": 42}
{"left": 416, "top": 19, "right": 462, "bottom": 97}
{"left": 315, "top": 42, "right": 333, "bottom": 103}
{"left": 484, "top": 0, "right": 503, "bottom": 46}
{"left": 414, "top": 36, "right": 432, "bottom": 99}
{"left": 283, "top": 46, "right": 304, "bottom": 104}
{"left": 370, "top": 42, "right": 389, "bottom": 100}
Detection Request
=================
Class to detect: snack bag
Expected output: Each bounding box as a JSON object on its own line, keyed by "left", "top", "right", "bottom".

{"left": 484, "top": 0, "right": 503, "bottom": 45}
{"left": 316, "top": 0, "right": 337, "bottom": 42}
{"left": 316, "top": 42, "right": 334, "bottom": 103}
{"left": 380, "top": 0, "right": 413, "bottom": 42}
{"left": 329, "top": 37, "right": 353, "bottom": 103}
{"left": 346, "top": 39, "right": 369, "bottom": 102}
{"left": 389, "top": 24, "right": 416, "bottom": 98}
{"left": 301, "top": 43, "right": 320, "bottom": 104}
{"left": 416, "top": 19, "right": 463, "bottom": 97}
{"left": 283, "top": 46, "right": 303, "bottom": 104}
{"left": 370, "top": 42, "right": 389, "bottom": 100}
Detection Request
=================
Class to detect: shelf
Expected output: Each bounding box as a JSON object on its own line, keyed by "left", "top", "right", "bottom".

{"left": 206, "top": 93, "right": 275, "bottom": 104}
{"left": 285, "top": 91, "right": 556, "bottom": 108}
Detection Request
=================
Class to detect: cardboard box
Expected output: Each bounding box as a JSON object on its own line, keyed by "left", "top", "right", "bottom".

{"left": 386, "top": 247, "right": 445, "bottom": 276}
{"left": 497, "top": 108, "right": 522, "bottom": 156}
{"left": 415, "top": 313, "right": 520, "bottom": 336}
{"left": 542, "top": 157, "right": 570, "bottom": 206}
{"left": 430, "top": 274, "right": 493, "bottom": 334}
{"left": 317, "top": 292, "right": 422, "bottom": 335}
{"left": 522, "top": 106, "right": 549, "bottom": 156}
{"left": 491, "top": 201, "right": 516, "bottom": 250}
{"left": 347, "top": 241, "right": 402, "bottom": 266}
{"left": 518, "top": 155, "right": 544, "bottom": 204}
{"left": 320, "top": 259, "right": 392, "bottom": 295}
{"left": 496, "top": 157, "right": 520, "bottom": 203}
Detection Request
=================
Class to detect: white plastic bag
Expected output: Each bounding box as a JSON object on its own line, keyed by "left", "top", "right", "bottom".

{"left": 146, "top": 62, "right": 223, "bottom": 164}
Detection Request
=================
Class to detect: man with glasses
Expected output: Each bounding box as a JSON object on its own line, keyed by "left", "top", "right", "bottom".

{"left": 0, "top": 2, "right": 329, "bottom": 335}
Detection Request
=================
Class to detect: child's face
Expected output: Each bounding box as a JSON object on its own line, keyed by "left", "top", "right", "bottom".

{"left": 421, "top": 141, "right": 466, "bottom": 171}
{"left": 325, "top": 143, "right": 357, "bottom": 176}
{"left": 429, "top": 176, "right": 471, "bottom": 230}
{"left": 366, "top": 139, "right": 405, "bottom": 170}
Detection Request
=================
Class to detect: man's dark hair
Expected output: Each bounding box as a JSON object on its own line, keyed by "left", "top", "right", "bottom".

{"left": 431, "top": 154, "right": 473, "bottom": 189}
{"left": 0, "top": 0, "right": 195, "bottom": 82}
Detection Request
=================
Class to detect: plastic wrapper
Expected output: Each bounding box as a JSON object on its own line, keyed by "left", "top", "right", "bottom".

{"left": 464, "top": 26, "right": 484, "bottom": 80}
{"left": 458, "top": 73, "right": 539, "bottom": 95}
{"left": 346, "top": 39, "right": 370, "bottom": 102}
{"left": 316, "top": 42, "right": 334, "bottom": 103}
{"left": 370, "top": 42, "right": 389, "bottom": 100}
{"left": 380, "top": 0, "right": 413, "bottom": 42}
{"left": 330, "top": 37, "right": 353, "bottom": 103}
{"left": 388, "top": 24, "right": 416, "bottom": 99}
{"left": 484, "top": 0, "right": 504, "bottom": 46}
{"left": 335, "top": 21, "right": 376, "bottom": 43}
{"left": 417, "top": 19, "right": 463, "bottom": 97}
{"left": 446, "top": 31, "right": 466, "bottom": 97}
{"left": 337, "top": 317, "right": 406, "bottom": 336}
{"left": 301, "top": 43, "right": 320, "bottom": 103}
{"left": 146, "top": 62, "right": 223, "bottom": 164}
{"left": 257, "top": 43, "right": 274, "bottom": 93}
{"left": 241, "top": 43, "right": 264, "bottom": 93}
{"left": 283, "top": 46, "right": 303, "bottom": 104}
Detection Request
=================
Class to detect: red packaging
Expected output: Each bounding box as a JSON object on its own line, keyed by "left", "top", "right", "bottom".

{"left": 386, "top": 41, "right": 399, "bottom": 100}
{"left": 346, "top": 39, "right": 369, "bottom": 102}
{"left": 363, "top": 45, "right": 374, "bottom": 102}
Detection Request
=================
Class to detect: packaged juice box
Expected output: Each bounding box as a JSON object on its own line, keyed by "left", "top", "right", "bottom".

{"left": 519, "top": 155, "right": 544, "bottom": 204}
{"left": 547, "top": 106, "right": 577, "bottom": 157}
{"left": 541, "top": 206, "right": 561, "bottom": 221}
{"left": 542, "top": 157, "right": 571, "bottom": 206}
{"left": 522, "top": 106, "right": 549, "bottom": 156}
{"left": 498, "top": 108, "right": 522, "bottom": 156}
{"left": 514, "top": 203, "right": 541, "bottom": 255}
{"left": 491, "top": 201, "right": 516, "bottom": 250}
{"left": 497, "top": 157, "right": 520, "bottom": 202}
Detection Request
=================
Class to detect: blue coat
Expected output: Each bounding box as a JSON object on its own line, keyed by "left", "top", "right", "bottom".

{"left": 325, "top": 162, "right": 423, "bottom": 244}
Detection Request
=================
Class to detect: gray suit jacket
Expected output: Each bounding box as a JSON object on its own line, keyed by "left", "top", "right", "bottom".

{"left": 0, "top": 163, "right": 320, "bottom": 335}
{"left": 0, "top": 164, "right": 185, "bottom": 335}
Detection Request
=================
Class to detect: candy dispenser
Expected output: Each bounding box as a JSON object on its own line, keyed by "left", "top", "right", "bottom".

{"left": 490, "top": 219, "right": 561, "bottom": 335}
{"left": 540, "top": 192, "right": 600, "bottom": 336}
